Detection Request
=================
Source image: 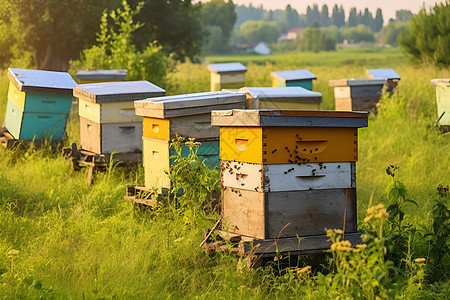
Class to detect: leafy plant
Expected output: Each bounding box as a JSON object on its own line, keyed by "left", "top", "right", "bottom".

{"left": 166, "top": 136, "right": 220, "bottom": 224}
{"left": 71, "top": 0, "right": 172, "bottom": 87}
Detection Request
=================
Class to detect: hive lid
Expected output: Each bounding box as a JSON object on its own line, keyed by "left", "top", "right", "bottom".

{"left": 207, "top": 62, "right": 247, "bottom": 74}
{"left": 75, "top": 69, "right": 128, "bottom": 80}
{"left": 7, "top": 68, "right": 77, "bottom": 95}
{"left": 211, "top": 109, "right": 368, "bottom": 128}
{"left": 239, "top": 87, "right": 322, "bottom": 103}
{"left": 328, "top": 78, "right": 386, "bottom": 87}
{"left": 366, "top": 68, "right": 400, "bottom": 80}
{"left": 73, "top": 81, "right": 166, "bottom": 103}
{"left": 431, "top": 78, "right": 450, "bottom": 86}
{"left": 134, "top": 91, "right": 246, "bottom": 118}
{"left": 271, "top": 69, "right": 316, "bottom": 82}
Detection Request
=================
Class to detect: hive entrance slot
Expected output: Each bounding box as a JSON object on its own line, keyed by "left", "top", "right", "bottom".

{"left": 235, "top": 138, "right": 249, "bottom": 151}
{"left": 295, "top": 140, "right": 328, "bottom": 154}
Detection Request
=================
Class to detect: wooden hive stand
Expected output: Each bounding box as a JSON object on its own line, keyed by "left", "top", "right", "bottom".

{"left": 200, "top": 109, "right": 368, "bottom": 266}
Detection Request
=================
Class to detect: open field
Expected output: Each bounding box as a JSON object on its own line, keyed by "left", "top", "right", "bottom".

{"left": 0, "top": 48, "right": 449, "bottom": 298}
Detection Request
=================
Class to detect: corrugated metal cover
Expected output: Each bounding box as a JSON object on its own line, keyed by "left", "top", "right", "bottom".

{"left": 207, "top": 62, "right": 247, "bottom": 74}
{"left": 73, "top": 81, "right": 166, "bottom": 103}
{"left": 271, "top": 69, "right": 316, "bottom": 81}
{"left": 76, "top": 70, "right": 128, "bottom": 80}
{"left": 366, "top": 68, "right": 400, "bottom": 80}
{"left": 240, "top": 87, "right": 322, "bottom": 99}
{"left": 329, "top": 78, "right": 386, "bottom": 87}
{"left": 8, "top": 68, "right": 76, "bottom": 94}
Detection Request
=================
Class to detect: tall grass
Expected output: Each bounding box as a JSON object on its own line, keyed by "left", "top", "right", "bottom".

{"left": 0, "top": 48, "right": 449, "bottom": 298}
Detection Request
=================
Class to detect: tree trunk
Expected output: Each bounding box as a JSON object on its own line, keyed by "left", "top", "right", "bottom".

{"left": 34, "top": 43, "right": 70, "bottom": 72}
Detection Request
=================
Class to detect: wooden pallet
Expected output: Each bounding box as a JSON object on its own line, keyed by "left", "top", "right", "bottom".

{"left": 201, "top": 221, "right": 363, "bottom": 268}
{"left": 63, "top": 143, "right": 142, "bottom": 184}
{"left": 440, "top": 125, "right": 450, "bottom": 133}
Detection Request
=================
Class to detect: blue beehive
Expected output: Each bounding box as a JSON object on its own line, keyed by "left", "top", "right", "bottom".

{"left": 366, "top": 68, "right": 400, "bottom": 93}
{"left": 4, "top": 68, "right": 76, "bottom": 140}
{"left": 271, "top": 69, "right": 317, "bottom": 90}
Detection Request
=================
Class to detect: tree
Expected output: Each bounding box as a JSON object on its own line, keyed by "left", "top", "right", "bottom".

{"left": 239, "top": 20, "right": 281, "bottom": 44}
{"left": 0, "top": 0, "right": 117, "bottom": 71}
{"left": 299, "top": 22, "right": 336, "bottom": 52}
{"left": 399, "top": 3, "right": 450, "bottom": 67}
{"left": 72, "top": 1, "right": 170, "bottom": 87}
{"left": 201, "top": 0, "right": 237, "bottom": 53}
{"left": 320, "top": 5, "right": 330, "bottom": 27}
{"left": 284, "top": 4, "right": 299, "bottom": 30}
{"left": 129, "top": 0, "right": 205, "bottom": 62}
{"left": 373, "top": 9, "right": 384, "bottom": 32}
{"left": 381, "top": 22, "right": 408, "bottom": 46}
{"left": 348, "top": 8, "right": 358, "bottom": 27}
{"left": 362, "top": 8, "right": 373, "bottom": 26}
{"left": 332, "top": 5, "right": 345, "bottom": 28}
{"left": 396, "top": 10, "right": 413, "bottom": 22}
{"left": 306, "top": 4, "right": 320, "bottom": 26}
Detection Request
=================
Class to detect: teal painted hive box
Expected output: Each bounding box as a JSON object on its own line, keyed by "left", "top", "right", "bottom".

{"left": 3, "top": 68, "right": 76, "bottom": 140}
{"left": 431, "top": 78, "right": 450, "bottom": 132}
{"left": 271, "top": 69, "right": 316, "bottom": 90}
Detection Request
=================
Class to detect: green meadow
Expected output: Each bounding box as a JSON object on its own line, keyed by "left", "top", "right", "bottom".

{"left": 0, "top": 47, "right": 449, "bottom": 298}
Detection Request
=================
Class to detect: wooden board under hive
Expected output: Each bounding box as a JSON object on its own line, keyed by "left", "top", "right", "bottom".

{"left": 221, "top": 187, "right": 357, "bottom": 239}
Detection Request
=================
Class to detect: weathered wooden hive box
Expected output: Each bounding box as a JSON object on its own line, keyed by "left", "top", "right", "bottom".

{"left": 134, "top": 91, "right": 246, "bottom": 192}
{"left": 207, "top": 63, "right": 247, "bottom": 91}
{"left": 239, "top": 87, "right": 322, "bottom": 110}
{"left": 73, "top": 81, "right": 165, "bottom": 155}
{"left": 431, "top": 78, "right": 450, "bottom": 132}
{"left": 366, "top": 68, "right": 400, "bottom": 93}
{"left": 4, "top": 68, "right": 76, "bottom": 140}
{"left": 329, "top": 78, "right": 386, "bottom": 112}
{"left": 211, "top": 109, "right": 368, "bottom": 240}
{"left": 75, "top": 70, "right": 128, "bottom": 84}
{"left": 271, "top": 69, "right": 316, "bottom": 90}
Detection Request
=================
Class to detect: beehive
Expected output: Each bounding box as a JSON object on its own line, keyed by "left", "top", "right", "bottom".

{"left": 239, "top": 87, "right": 322, "bottom": 110}
{"left": 431, "top": 78, "right": 450, "bottom": 132}
{"left": 329, "top": 78, "right": 386, "bottom": 112}
{"left": 212, "top": 109, "right": 368, "bottom": 239}
{"left": 73, "top": 81, "right": 165, "bottom": 155}
{"left": 366, "top": 68, "right": 400, "bottom": 93}
{"left": 271, "top": 69, "right": 316, "bottom": 90}
{"left": 134, "top": 91, "right": 246, "bottom": 192}
{"left": 75, "top": 70, "right": 127, "bottom": 84}
{"left": 4, "top": 68, "right": 76, "bottom": 140}
{"left": 207, "top": 63, "right": 247, "bottom": 91}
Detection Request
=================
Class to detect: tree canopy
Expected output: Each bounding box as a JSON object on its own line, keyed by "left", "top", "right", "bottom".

{"left": 399, "top": 3, "right": 450, "bottom": 67}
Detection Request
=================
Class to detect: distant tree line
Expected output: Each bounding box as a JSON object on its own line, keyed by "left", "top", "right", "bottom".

{"left": 235, "top": 4, "right": 384, "bottom": 33}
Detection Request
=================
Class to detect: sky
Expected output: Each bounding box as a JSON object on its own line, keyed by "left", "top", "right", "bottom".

{"left": 229, "top": 0, "right": 445, "bottom": 21}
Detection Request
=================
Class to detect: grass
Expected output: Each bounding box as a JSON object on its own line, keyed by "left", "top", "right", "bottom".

{"left": 0, "top": 47, "right": 449, "bottom": 298}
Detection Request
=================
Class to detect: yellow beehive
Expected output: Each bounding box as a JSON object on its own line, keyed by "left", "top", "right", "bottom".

{"left": 207, "top": 63, "right": 247, "bottom": 91}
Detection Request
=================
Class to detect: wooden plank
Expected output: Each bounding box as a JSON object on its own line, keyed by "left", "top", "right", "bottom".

{"left": 270, "top": 69, "right": 316, "bottom": 82}
{"left": 248, "top": 231, "right": 363, "bottom": 256}
{"left": 219, "top": 126, "right": 359, "bottom": 164}
{"left": 76, "top": 70, "right": 127, "bottom": 80}
{"left": 211, "top": 109, "right": 368, "bottom": 127}
{"left": 8, "top": 68, "right": 76, "bottom": 95}
{"left": 134, "top": 92, "right": 245, "bottom": 117}
{"left": 334, "top": 86, "right": 351, "bottom": 99}
{"left": 366, "top": 68, "right": 400, "bottom": 80}
{"left": 73, "top": 81, "right": 165, "bottom": 103}
{"left": 207, "top": 63, "right": 247, "bottom": 74}
{"left": 431, "top": 78, "right": 450, "bottom": 86}
{"left": 349, "top": 85, "right": 383, "bottom": 98}
{"left": 257, "top": 101, "right": 320, "bottom": 110}
{"left": 143, "top": 138, "right": 170, "bottom": 191}
{"left": 4, "top": 99, "right": 23, "bottom": 139}
{"left": 78, "top": 99, "right": 141, "bottom": 124}
{"left": 329, "top": 78, "right": 386, "bottom": 87}
{"left": 101, "top": 122, "right": 142, "bottom": 154}
{"left": 221, "top": 161, "right": 264, "bottom": 192}
{"left": 80, "top": 117, "right": 101, "bottom": 153}
{"left": 169, "top": 113, "right": 219, "bottom": 140}
{"left": 222, "top": 187, "right": 266, "bottom": 239}
{"left": 334, "top": 98, "right": 353, "bottom": 111}
{"left": 266, "top": 188, "right": 357, "bottom": 238}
